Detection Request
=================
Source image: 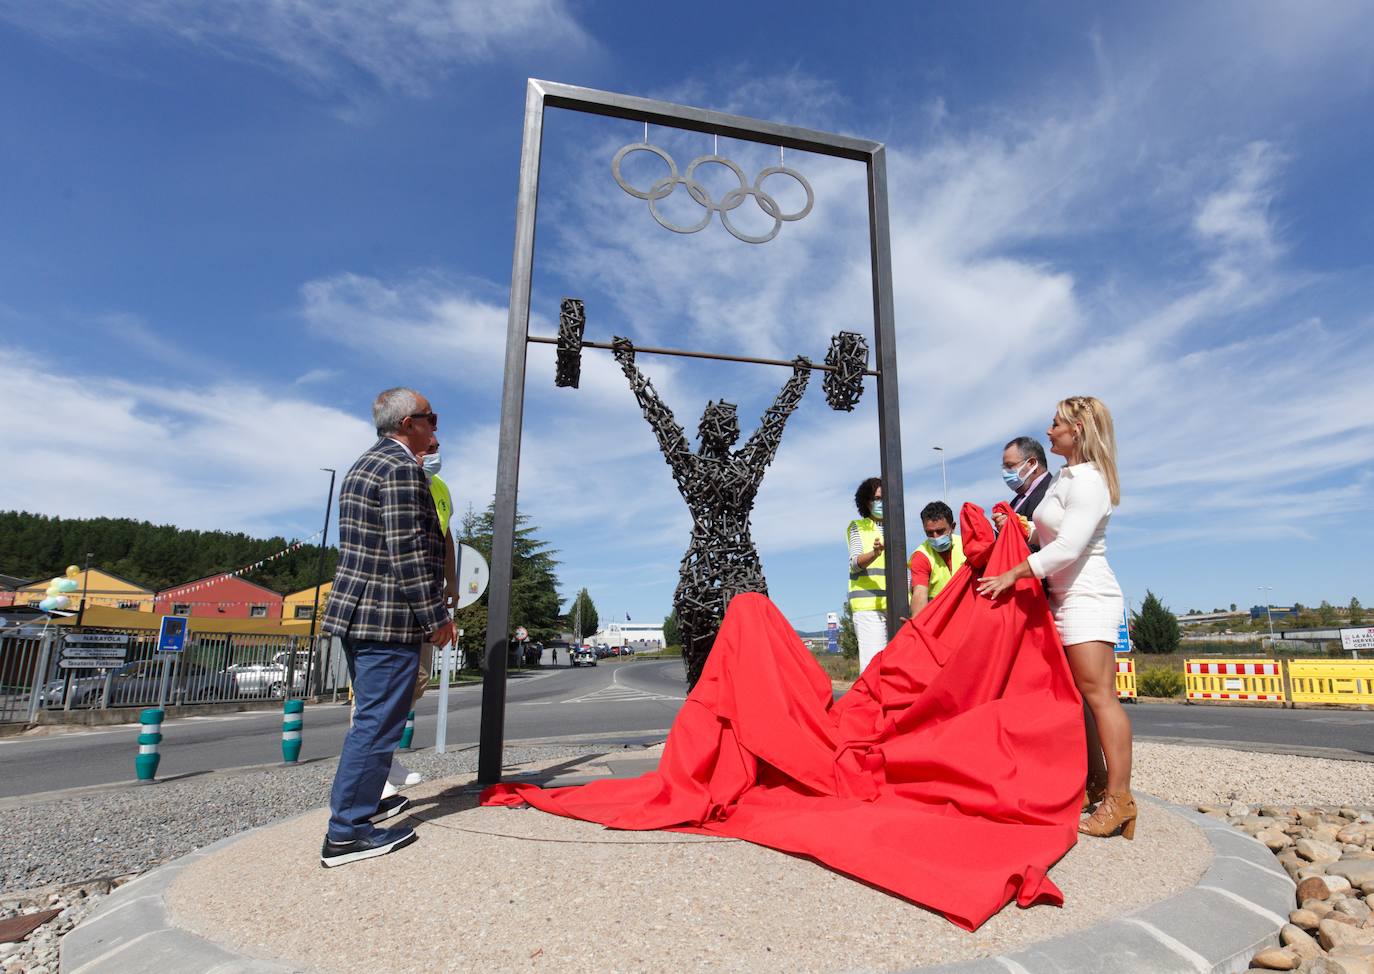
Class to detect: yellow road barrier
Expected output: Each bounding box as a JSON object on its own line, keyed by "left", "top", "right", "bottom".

{"left": 1185, "top": 659, "right": 1286, "bottom": 703}
{"left": 1115, "top": 658, "right": 1136, "bottom": 700}
{"left": 1288, "top": 659, "right": 1374, "bottom": 706}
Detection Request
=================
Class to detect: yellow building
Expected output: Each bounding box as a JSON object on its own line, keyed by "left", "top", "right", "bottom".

{"left": 12, "top": 568, "right": 155, "bottom": 612}
{"left": 282, "top": 581, "right": 332, "bottom": 622}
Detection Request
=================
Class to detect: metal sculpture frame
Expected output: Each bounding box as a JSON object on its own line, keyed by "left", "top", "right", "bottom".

{"left": 479, "top": 79, "right": 908, "bottom": 784}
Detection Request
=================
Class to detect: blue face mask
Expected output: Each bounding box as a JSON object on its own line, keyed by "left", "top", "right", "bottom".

{"left": 871, "top": 501, "right": 883, "bottom": 521}
{"left": 928, "top": 534, "right": 952, "bottom": 552}
{"left": 1002, "top": 459, "right": 1032, "bottom": 490}
{"left": 422, "top": 453, "right": 442, "bottom": 477}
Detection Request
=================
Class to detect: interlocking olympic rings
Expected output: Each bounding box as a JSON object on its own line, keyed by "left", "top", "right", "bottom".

{"left": 612, "top": 142, "right": 814, "bottom": 245}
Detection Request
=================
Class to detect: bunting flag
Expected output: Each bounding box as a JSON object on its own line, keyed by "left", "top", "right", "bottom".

{"left": 157, "top": 529, "right": 326, "bottom": 598}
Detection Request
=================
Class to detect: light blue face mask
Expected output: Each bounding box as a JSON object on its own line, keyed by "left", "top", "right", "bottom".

{"left": 1002, "top": 459, "right": 1032, "bottom": 490}
{"left": 422, "top": 453, "right": 443, "bottom": 477}
{"left": 871, "top": 501, "right": 883, "bottom": 521}
{"left": 928, "top": 533, "right": 952, "bottom": 552}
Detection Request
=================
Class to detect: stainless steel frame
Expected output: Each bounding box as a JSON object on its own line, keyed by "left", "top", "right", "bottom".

{"left": 480, "top": 79, "right": 906, "bottom": 784}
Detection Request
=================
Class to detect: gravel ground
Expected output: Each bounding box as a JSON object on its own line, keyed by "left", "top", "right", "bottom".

{"left": 1132, "top": 741, "right": 1374, "bottom": 807}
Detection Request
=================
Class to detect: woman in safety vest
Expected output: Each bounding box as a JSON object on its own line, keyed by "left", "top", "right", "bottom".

{"left": 977, "top": 396, "right": 1133, "bottom": 841}
{"left": 846, "top": 478, "right": 889, "bottom": 672}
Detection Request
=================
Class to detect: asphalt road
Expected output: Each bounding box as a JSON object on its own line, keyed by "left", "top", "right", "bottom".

{"left": 2, "top": 658, "right": 1371, "bottom": 799}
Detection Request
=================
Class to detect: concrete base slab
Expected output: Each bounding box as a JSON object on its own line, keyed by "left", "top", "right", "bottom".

{"left": 63, "top": 749, "right": 1289, "bottom": 974}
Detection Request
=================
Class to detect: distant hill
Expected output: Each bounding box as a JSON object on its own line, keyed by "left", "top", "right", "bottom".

{"left": 0, "top": 510, "right": 336, "bottom": 595}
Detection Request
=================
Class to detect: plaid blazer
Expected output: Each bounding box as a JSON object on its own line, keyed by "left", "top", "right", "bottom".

{"left": 322, "top": 437, "right": 447, "bottom": 644}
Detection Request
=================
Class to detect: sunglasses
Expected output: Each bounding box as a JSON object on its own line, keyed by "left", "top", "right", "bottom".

{"left": 406, "top": 411, "right": 438, "bottom": 428}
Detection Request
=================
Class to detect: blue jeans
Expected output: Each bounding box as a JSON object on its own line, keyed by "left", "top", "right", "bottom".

{"left": 327, "top": 639, "right": 420, "bottom": 841}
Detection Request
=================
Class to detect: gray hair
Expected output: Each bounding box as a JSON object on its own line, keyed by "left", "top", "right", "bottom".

{"left": 373, "top": 387, "right": 422, "bottom": 435}
{"left": 1004, "top": 435, "right": 1047, "bottom": 470}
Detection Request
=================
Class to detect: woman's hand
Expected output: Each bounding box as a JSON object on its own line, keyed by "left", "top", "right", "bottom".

{"left": 976, "top": 570, "right": 1018, "bottom": 600}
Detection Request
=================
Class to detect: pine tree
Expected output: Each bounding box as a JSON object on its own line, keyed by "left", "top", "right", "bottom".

{"left": 1351, "top": 597, "right": 1366, "bottom": 626}
{"left": 663, "top": 609, "right": 681, "bottom": 649}
{"left": 839, "top": 602, "right": 859, "bottom": 660}
{"left": 452, "top": 502, "right": 563, "bottom": 656}
{"left": 1131, "top": 590, "right": 1180, "bottom": 653}
{"left": 569, "top": 588, "right": 599, "bottom": 644}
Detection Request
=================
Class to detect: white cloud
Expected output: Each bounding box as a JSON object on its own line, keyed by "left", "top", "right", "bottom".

{"left": 0, "top": 0, "right": 593, "bottom": 96}
{"left": 1, "top": 347, "right": 375, "bottom": 537}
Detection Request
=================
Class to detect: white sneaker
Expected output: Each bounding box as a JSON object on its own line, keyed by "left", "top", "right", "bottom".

{"left": 388, "top": 757, "right": 423, "bottom": 788}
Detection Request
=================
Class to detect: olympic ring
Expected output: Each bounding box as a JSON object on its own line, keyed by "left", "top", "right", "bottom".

{"left": 611, "top": 142, "right": 814, "bottom": 244}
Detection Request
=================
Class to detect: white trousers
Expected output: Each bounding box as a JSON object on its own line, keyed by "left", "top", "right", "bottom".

{"left": 854, "top": 610, "right": 890, "bottom": 673}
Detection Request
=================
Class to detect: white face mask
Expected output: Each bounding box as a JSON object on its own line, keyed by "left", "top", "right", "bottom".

{"left": 422, "top": 453, "right": 442, "bottom": 477}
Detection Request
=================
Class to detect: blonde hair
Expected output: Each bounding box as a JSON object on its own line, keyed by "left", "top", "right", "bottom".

{"left": 1057, "top": 395, "right": 1121, "bottom": 505}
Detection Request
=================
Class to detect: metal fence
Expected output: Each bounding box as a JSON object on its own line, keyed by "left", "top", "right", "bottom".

{"left": 0, "top": 626, "right": 349, "bottom": 723}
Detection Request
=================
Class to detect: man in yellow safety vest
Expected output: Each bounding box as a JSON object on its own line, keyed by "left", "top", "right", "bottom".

{"left": 909, "top": 500, "right": 965, "bottom": 617}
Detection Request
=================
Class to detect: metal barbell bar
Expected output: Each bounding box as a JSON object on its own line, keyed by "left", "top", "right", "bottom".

{"left": 541, "top": 297, "right": 875, "bottom": 411}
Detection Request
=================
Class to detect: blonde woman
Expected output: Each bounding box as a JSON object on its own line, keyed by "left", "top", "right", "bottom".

{"left": 977, "top": 396, "right": 1133, "bottom": 839}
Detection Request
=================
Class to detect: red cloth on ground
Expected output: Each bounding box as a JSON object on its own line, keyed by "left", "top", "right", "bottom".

{"left": 481, "top": 502, "right": 1085, "bottom": 930}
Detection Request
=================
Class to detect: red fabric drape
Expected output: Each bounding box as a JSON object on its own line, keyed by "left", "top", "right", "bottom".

{"left": 481, "top": 502, "right": 1085, "bottom": 930}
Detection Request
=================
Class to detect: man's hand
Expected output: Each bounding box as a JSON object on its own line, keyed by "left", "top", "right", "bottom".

{"left": 992, "top": 511, "right": 1008, "bottom": 531}
{"left": 429, "top": 619, "right": 457, "bottom": 647}
{"left": 872, "top": 535, "right": 884, "bottom": 554}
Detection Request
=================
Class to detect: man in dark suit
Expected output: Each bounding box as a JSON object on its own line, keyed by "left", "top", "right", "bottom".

{"left": 1003, "top": 435, "right": 1051, "bottom": 522}
{"left": 319, "top": 387, "right": 455, "bottom": 868}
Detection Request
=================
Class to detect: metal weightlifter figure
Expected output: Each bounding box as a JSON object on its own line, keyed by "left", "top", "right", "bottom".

{"left": 611, "top": 336, "right": 811, "bottom": 688}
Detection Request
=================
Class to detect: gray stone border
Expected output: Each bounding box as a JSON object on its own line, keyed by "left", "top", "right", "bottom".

{"left": 62, "top": 797, "right": 1291, "bottom": 974}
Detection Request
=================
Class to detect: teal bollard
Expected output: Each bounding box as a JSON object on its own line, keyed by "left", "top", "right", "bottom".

{"left": 281, "top": 699, "right": 304, "bottom": 764}
{"left": 135, "top": 708, "right": 163, "bottom": 783}
{"left": 399, "top": 709, "right": 415, "bottom": 750}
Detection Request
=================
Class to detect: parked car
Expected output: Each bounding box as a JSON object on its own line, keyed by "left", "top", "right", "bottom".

{"left": 38, "top": 659, "right": 236, "bottom": 708}
{"left": 571, "top": 647, "right": 597, "bottom": 667}
{"left": 226, "top": 652, "right": 311, "bottom": 698}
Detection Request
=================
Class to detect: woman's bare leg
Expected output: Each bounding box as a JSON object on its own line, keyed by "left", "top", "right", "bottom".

{"left": 1066, "top": 640, "right": 1132, "bottom": 793}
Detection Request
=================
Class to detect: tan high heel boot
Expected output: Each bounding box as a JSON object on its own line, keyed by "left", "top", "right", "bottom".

{"left": 1078, "top": 791, "right": 1137, "bottom": 839}
{"left": 1081, "top": 771, "right": 1109, "bottom": 813}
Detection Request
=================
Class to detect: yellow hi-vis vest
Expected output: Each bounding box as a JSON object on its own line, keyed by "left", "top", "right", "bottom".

{"left": 429, "top": 473, "right": 453, "bottom": 536}
{"left": 847, "top": 518, "right": 886, "bottom": 613}
{"left": 913, "top": 535, "right": 966, "bottom": 600}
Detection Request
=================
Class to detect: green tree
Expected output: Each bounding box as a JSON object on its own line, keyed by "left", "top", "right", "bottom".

{"left": 663, "top": 609, "right": 681, "bottom": 649}
{"left": 839, "top": 602, "right": 859, "bottom": 660}
{"left": 453, "top": 502, "right": 563, "bottom": 657}
{"left": 1351, "top": 597, "right": 1366, "bottom": 626}
{"left": 569, "top": 587, "right": 599, "bottom": 644}
{"left": 1318, "top": 600, "right": 1338, "bottom": 625}
{"left": 1131, "top": 590, "right": 1180, "bottom": 653}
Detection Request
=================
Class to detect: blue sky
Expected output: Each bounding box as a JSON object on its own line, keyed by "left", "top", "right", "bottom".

{"left": 2, "top": 1, "right": 1371, "bottom": 630}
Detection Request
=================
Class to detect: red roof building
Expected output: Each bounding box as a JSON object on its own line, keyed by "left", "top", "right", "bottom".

{"left": 154, "top": 574, "right": 284, "bottom": 619}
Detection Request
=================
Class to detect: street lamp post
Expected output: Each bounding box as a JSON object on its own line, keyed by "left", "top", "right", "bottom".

{"left": 1258, "top": 585, "right": 1276, "bottom": 646}
{"left": 306, "top": 468, "right": 337, "bottom": 698}
{"left": 932, "top": 446, "right": 947, "bottom": 503}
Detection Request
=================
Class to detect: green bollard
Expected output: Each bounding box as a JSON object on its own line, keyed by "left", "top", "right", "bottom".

{"left": 135, "top": 708, "right": 163, "bottom": 783}
{"left": 399, "top": 709, "right": 415, "bottom": 750}
{"left": 281, "top": 699, "right": 304, "bottom": 764}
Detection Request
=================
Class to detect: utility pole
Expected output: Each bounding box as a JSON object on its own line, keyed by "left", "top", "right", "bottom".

{"left": 306, "top": 468, "right": 337, "bottom": 697}
{"left": 76, "top": 552, "right": 93, "bottom": 627}
{"left": 1258, "top": 585, "right": 1276, "bottom": 645}
{"left": 932, "top": 446, "right": 947, "bottom": 503}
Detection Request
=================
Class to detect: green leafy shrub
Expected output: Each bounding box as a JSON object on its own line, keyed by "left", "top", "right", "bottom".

{"left": 1138, "top": 666, "right": 1185, "bottom": 698}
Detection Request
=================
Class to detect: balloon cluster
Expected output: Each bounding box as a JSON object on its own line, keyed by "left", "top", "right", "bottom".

{"left": 39, "top": 565, "right": 81, "bottom": 612}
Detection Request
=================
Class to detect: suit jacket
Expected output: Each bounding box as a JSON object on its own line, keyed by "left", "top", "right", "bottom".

{"left": 322, "top": 438, "right": 447, "bottom": 644}
{"left": 1011, "top": 471, "right": 1052, "bottom": 523}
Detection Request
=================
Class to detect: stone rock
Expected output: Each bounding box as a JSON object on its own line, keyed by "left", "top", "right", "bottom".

{"left": 1330, "top": 862, "right": 1374, "bottom": 886}
{"left": 1305, "top": 866, "right": 1337, "bottom": 881}
{"left": 1292, "top": 909, "right": 1323, "bottom": 930}
{"left": 1231, "top": 800, "right": 1253, "bottom": 818}
{"left": 1251, "top": 948, "right": 1300, "bottom": 970}
{"left": 1305, "top": 814, "right": 1328, "bottom": 828}
{"left": 1301, "top": 838, "right": 1346, "bottom": 863}
{"left": 1244, "top": 814, "right": 1281, "bottom": 829}
{"left": 1263, "top": 805, "right": 1294, "bottom": 819}
{"left": 1321, "top": 917, "right": 1374, "bottom": 950}
{"left": 1260, "top": 828, "right": 1295, "bottom": 850}
{"left": 1302, "top": 878, "right": 1336, "bottom": 902}
{"left": 1329, "top": 877, "right": 1359, "bottom": 894}
{"left": 1343, "top": 828, "right": 1371, "bottom": 844}
{"left": 1337, "top": 897, "right": 1374, "bottom": 923}
{"left": 1326, "top": 957, "right": 1374, "bottom": 974}
{"left": 1281, "top": 923, "right": 1323, "bottom": 960}
{"left": 1331, "top": 946, "right": 1374, "bottom": 959}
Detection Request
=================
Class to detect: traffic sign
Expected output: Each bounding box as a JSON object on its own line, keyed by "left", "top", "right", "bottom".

{"left": 157, "top": 615, "right": 189, "bottom": 653}
{"left": 514, "top": 626, "right": 529, "bottom": 642}
{"left": 455, "top": 544, "right": 490, "bottom": 610}
{"left": 826, "top": 611, "right": 840, "bottom": 654}
{"left": 60, "top": 632, "right": 129, "bottom": 669}
{"left": 1115, "top": 606, "right": 1131, "bottom": 654}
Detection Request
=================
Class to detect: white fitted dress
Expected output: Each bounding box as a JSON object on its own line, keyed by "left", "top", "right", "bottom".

{"left": 1026, "top": 463, "right": 1123, "bottom": 645}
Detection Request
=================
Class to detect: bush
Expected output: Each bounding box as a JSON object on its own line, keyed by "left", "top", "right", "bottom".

{"left": 1138, "top": 665, "right": 1185, "bottom": 698}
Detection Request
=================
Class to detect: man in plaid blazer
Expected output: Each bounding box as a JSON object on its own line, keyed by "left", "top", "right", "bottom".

{"left": 320, "top": 387, "right": 455, "bottom": 868}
